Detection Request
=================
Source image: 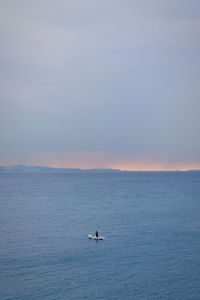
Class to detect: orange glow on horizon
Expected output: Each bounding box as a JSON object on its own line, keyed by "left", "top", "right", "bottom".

{"left": 3, "top": 152, "right": 200, "bottom": 171}
{"left": 19, "top": 159, "right": 200, "bottom": 172}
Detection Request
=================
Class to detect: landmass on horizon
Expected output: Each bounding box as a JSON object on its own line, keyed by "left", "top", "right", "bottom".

{"left": 0, "top": 165, "right": 199, "bottom": 173}
{"left": 0, "top": 164, "right": 122, "bottom": 173}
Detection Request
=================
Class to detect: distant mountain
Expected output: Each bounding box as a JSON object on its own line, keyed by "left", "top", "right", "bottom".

{"left": 0, "top": 165, "right": 122, "bottom": 173}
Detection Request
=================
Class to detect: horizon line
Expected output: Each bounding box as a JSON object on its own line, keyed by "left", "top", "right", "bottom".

{"left": 1, "top": 164, "right": 200, "bottom": 172}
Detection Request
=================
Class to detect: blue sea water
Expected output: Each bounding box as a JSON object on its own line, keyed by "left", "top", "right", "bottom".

{"left": 0, "top": 171, "right": 200, "bottom": 300}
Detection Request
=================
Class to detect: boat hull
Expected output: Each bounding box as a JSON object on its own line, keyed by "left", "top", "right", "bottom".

{"left": 88, "top": 234, "right": 104, "bottom": 240}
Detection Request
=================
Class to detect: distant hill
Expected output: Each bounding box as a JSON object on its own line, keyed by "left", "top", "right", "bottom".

{"left": 0, "top": 165, "right": 122, "bottom": 173}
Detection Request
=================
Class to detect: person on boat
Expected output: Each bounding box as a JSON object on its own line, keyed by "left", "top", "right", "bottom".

{"left": 96, "top": 231, "right": 98, "bottom": 238}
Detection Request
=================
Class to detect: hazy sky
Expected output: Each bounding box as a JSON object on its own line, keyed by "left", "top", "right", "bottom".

{"left": 1, "top": 0, "right": 200, "bottom": 170}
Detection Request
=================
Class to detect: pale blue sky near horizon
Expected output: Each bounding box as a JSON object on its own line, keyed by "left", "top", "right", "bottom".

{"left": 0, "top": 0, "right": 200, "bottom": 170}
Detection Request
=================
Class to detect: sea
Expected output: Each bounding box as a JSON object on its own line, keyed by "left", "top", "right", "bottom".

{"left": 0, "top": 171, "right": 200, "bottom": 300}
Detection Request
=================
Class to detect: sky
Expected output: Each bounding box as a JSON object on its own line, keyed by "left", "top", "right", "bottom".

{"left": 0, "top": 0, "right": 200, "bottom": 170}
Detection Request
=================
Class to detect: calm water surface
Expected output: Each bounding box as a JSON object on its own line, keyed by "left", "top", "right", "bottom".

{"left": 0, "top": 172, "right": 200, "bottom": 299}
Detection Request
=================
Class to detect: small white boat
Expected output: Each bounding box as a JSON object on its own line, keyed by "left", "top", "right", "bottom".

{"left": 88, "top": 234, "right": 105, "bottom": 240}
